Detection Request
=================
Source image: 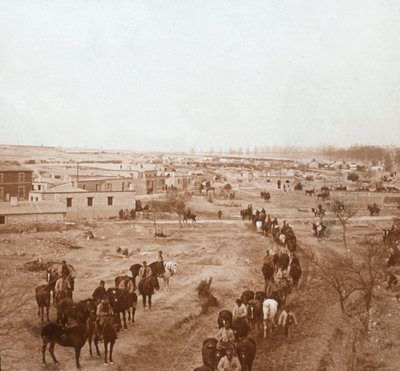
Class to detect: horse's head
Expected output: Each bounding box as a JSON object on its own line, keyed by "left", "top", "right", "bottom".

{"left": 166, "top": 262, "right": 177, "bottom": 275}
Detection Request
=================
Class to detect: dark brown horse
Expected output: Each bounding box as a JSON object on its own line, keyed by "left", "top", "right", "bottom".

{"left": 41, "top": 322, "right": 89, "bottom": 369}
{"left": 237, "top": 337, "right": 256, "bottom": 371}
{"left": 35, "top": 284, "right": 51, "bottom": 322}
{"left": 88, "top": 315, "right": 119, "bottom": 366}
{"left": 139, "top": 276, "right": 159, "bottom": 310}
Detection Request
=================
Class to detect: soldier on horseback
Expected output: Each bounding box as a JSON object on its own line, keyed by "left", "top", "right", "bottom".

{"left": 54, "top": 272, "right": 71, "bottom": 303}
{"left": 138, "top": 261, "right": 152, "bottom": 294}
{"left": 92, "top": 280, "right": 107, "bottom": 304}
{"left": 95, "top": 296, "right": 115, "bottom": 341}
{"left": 217, "top": 320, "right": 236, "bottom": 353}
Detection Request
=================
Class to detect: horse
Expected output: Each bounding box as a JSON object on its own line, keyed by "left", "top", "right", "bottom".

{"left": 130, "top": 261, "right": 162, "bottom": 288}
{"left": 41, "top": 322, "right": 89, "bottom": 369}
{"left": 202, "top": 338, "right": 224, "bottom": 370}
{"left": 107, "top": 288, "right": 130, "bottom": 329}
{"left": 313, "top": 222, "right": 326, "bottom": 238}
{"left": 317, "top": 193, "right": 329, "bottom": 201}
{"left": 262, "top": 263, "right": 275, "bottom": 295}
{"left": 237, "top": 337, "right": 256, "bottom": 371}
{"left": 232, "top": 318, "right": 250, "bottom": 342}
{"left": 255, "top": 291, "right": 266, "bottom": 303}
{"left": 183, "top": 212, "right": 197, "bottom": 223}
{"left": 312, "top": 207, "right": 326, "bottom": 218}
{"left": 305, "top": 189, "right": 315, "bottom": 196}
{"left": 290, "top": 262, "right": 302, "bottom": 288}
{"left": 278, "top": 253, "right": 290, "bottom": 273}
{"left": 367, "top": 205, "right": 380, "bottom": 216}
{"left": 160, "top": 261, "right": 177, "bottom": 291}
{"left": 247, "top": 299, "right": 262, "bottom": 331}
{"left": 139, "top": 276, "right": 159, "bottom": 310}
{"left": 35, "top": 284, "right": 51, "bottom": 322}
{"left": 270, "top": 280, "right": 292, "bottom": 308}
{"left": 218, "top": 310, "right": 233, "bottom": 328}
{"left": 89, "top": 315, "right": 119, "bottom": 366}
{"left": 262, "top": 298, "right": 278, "bottom": 338}
{"left": 56, "top": 298, "right": 96, "bottom": 327}
{"left": 114, "top": 276, "right": 138, "bottom": 323}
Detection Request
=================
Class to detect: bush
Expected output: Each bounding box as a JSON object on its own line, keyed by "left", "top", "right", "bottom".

{"left": 347, "top": 172, "right": 359, "bottom": 181}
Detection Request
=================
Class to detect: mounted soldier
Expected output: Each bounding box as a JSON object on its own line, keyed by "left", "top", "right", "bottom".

{"left": 54, "top": 273, "right": 71, "bottom": 303}
{"left": 138, "top": 261, "right": 153, "bottom": 294}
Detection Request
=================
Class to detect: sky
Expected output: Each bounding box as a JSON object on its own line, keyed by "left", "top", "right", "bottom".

{"left": 0, "top": 0, "right": 399, "bottom": 152}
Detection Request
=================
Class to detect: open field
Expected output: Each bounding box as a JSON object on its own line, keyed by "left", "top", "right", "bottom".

{"left": 1, "top": 187, "right": 400, "bottom": 370}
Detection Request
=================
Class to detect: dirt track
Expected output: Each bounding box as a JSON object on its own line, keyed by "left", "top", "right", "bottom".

{"left": 1, "top": 189, "right": 400, "bottom": 370}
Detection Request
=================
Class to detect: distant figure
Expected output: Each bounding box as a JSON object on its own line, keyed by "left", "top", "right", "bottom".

{"left": 218, "top": 210, "right": 222, "bottom": 219}
{"left": 157, "top": 251, "right": 165, "bottom": 276}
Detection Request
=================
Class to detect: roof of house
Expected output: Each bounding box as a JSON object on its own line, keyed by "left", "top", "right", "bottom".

{"left": 0, "top": 163, "right": 33, "bottom": 172}
{"left": 0, "top": 201, "right": 66, "bottom": 215}
{"left": 44, "top": 183, "right": 87, "bottom": 193}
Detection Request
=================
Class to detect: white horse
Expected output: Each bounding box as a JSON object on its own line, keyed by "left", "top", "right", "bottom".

{"left": 256, "top": 221, "right": 263, "bottom": 233}
{"left": 262, "top": 298, "right": 278, "bottom": 338}
{"left": 161, "top": 261, "right": 177, "bottom": 292}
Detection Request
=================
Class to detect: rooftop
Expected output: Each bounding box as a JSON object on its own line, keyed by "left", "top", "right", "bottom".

{"left": 0, "top": 201, "right": 66, "bottom": 215}
{"left": 0, "top": 163, "right": 33, "bottom": 172}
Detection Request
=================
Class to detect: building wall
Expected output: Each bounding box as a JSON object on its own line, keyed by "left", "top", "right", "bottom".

{"left": 35, "top": 191, "right": 136, "bottom": 219}
{"left": 2, "top": 213, "right": 65, "bottom": 225}
{"left": 75, "top": 177, "right": 148, "bottom": 195}
{"left": 0, "top": 171, "right": 33, "bottom": 201}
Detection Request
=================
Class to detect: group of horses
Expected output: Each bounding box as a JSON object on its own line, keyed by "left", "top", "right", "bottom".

{"left": 194, "top": 208, "right": 302, "bottom": 370}
{"left": 36, "top": 259, "right": 177, "bottom": 368}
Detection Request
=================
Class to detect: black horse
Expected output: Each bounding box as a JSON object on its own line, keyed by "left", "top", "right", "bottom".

{"left": 139, "top": 276, "right": 159, "bottom": 310}
{"left": 35, "top": 284, "right": 51, "bottom": 322}
{"left": 56, "top": 298, "right": 96, "bottom": 326}
{"left": 237, "top": 337, "right": 256, "bottom": 371}
{"left": 107, "top": 288, "right": 131, "bottom": 330}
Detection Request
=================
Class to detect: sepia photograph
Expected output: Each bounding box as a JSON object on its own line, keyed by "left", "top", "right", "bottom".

{"left": 0, "top": 1, "right": 399, "bottom": 370}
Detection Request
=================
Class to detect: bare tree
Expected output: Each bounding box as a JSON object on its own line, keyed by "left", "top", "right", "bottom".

{"left": 306, "top": 238, "right": 386, "bottom": 333}
{"left": 329, "top": 198, "right": 356, "bottom": 250}
{"left": 0, "top": 272, "right": 32, "bottom": 362}
{"left": 305, "top": 249, "right": 358, "bottom": 316}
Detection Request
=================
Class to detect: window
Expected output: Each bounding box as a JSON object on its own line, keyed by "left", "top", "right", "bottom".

{"left": 0, "top": 187, "right": 3, "bottom": 201}
{"left": 17, "top": 186, "right": 25, "bottom": 199}
{"left": 0, "top": 216, "right": 5, "bottom": 225}
{"left": 18, "top": 173, "right": 25, "bottom": 183}
{"left": 122, "top": 182, "right": 125, "bottom": 191}
{"left": 35, "top": 197, "right": 38, "bottom": 201}
{"left": 0, "top": 173, "right": 3, "bottom": 184}
{"left": 66, "top": 198, "right": 73, "bottom": 207}
{"left": 107, "top": 197, "right": 113, "bottom": 206}
{"left": 95, "top": 184, "right": 100, "bottom": 191}
{"left": 107, "top": 183, "right": 112, "bottom": 191}
{"left": 82, "top": 185, "right": 86, "bottom": 190}
{"left": 30, "top": 197, "right": 34, "bottom": 201}
{"left": 38, "top": 185, "right": 42, "bottom": 190}
{"left": 87, "top": 197, "right": 93, "bottom": 207}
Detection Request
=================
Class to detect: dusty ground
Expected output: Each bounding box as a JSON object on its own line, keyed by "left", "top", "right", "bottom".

{"left": 1, "top": 189, "right": 400, "bottom": 371}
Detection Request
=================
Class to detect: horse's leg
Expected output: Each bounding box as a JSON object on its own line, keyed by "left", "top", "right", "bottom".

{"left": 42, "top": 340, "right": 48, "bottom": 364}
{"left": 49, "top": 341, "right": 58, "bottom": 365}
{"left": 122, "top": 310, "right": 127, "bottom": 330}
{"left": 127, "top": 308, "right": 131, "bottom": 321}
{"left": 263, "top": 321, "right": 267, "bottom": 338}
{"left": 75, "top": 346, "right": 82, "bottom": 369}
{"left": 104, "top": 340, "right": 108, "bottom": 365}
{"left": 109, "top": 340, "right": 115, "bottom": 364}
{"left": 148, "top": 294, "right": 152, "bottom": 310}
{"left": 46, "top": 306, "right": 50, "bottom": 322}
{"left": 94, "top": 335, "right": 101, "bottom": 356}
{"left": 88, "top": 334, "right": 93, "bottom": 357}
{"left": 142, "top": 294, "right": 146, "bottom": 310}
{"left": 132, "top": 307, "right": 136, "bottom": 323}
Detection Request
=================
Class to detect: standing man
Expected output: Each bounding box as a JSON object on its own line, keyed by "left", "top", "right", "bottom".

{"left": 218, "top": 210, "right": 222, "bottom": 219}
{"left": 61, "top": 260, "right": 70, "bottom": 277}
